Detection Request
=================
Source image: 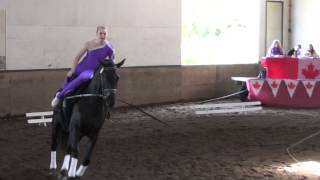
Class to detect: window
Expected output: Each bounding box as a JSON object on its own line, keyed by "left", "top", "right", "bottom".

{"left": 181, "top": 0, "right": 261, "bottom": 65}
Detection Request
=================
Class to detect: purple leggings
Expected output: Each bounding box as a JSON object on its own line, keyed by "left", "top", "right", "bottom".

{"left": 57, "top": 70, "right": 94, "bottom": 99}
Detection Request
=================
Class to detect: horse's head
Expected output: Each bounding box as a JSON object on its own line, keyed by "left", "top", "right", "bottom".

{"left": 98, "top": 58, "right": 126, "bottom": 108}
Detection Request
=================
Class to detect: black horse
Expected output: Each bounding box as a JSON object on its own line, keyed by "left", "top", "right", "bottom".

{"left": 49, "top": 59, "right": 125, "bottom": 179}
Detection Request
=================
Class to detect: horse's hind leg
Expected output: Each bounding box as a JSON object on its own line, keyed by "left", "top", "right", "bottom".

{"left": 49, "top": 119, "right": 59, "bottom": 174}
{"left": 76, "top": 135, "right": 98, "bottom": 177}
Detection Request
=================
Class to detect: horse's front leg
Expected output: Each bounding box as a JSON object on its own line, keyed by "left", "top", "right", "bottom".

{"left": 76, "top": 135, "right": 98, "bottom": 177}
{"left": 68, "top": 125, "right": 81, "bottom": 178}
{"left": 60, "top": 148, "right": 71, "bottom": 176}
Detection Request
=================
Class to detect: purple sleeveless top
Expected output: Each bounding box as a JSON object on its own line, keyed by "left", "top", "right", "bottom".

{"left": 75, "top": 42, "right": 114, "bottom": 75}
{"left": 271, "top": 47, "right": 282, "bottom": 56}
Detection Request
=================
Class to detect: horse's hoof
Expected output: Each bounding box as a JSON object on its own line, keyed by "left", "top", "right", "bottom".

{"left": 58, "top": 170, "right": 68, "bottom": 180}
{"left": 60, "top": 169, "right": 68, "bottom": 176}
{"left": 49, "top": 168, "right": 57, "bottom": 176}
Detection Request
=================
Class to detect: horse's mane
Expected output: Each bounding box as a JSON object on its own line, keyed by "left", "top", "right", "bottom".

{"left": 94, "top": 60, "right": 115, "bottom": 77}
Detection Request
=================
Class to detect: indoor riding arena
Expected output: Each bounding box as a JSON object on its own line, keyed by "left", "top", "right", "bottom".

{"left": 2, "top": 0, "right": 320, "bottom": 180}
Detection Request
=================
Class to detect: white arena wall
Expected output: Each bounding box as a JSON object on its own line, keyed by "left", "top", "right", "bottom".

{"left": 2, "top": 0, "right": 317, "bottom": 115}
{"left": 0, "top": 0, "right": 181, "bottom": 70}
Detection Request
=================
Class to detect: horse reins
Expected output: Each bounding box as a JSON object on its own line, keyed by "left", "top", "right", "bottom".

{"left": 63, "top": 66, "right": 117, "bottom": 119}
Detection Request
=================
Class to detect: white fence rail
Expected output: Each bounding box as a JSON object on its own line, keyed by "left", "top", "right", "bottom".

{"left": 26, "top": 111, "right": 53, "bottom": 126}
{"left": 191, "top": 101, "right": 262, "bottom": 115}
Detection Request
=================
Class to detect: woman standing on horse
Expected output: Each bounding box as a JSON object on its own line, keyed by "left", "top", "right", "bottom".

{"left": 51, "top": 26, "right": 114, "bottom": 107}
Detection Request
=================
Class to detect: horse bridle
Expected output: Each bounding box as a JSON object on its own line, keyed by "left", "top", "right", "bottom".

{"left": 100, "top": 66, "right": 117, "bottom": 98}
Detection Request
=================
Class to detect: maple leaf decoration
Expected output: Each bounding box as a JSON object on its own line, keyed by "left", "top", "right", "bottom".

{"left": 253, "top": 81, "right": 261, "bottom": 89}
{"left": 288, "top": 82, "right": 296, "bottom": 89}
{"left": 271, "top": 81, "right": 278, "bottom": 88}
{"left": 306, "top": 82, "right": 314, "bottom": 89}
{"left": 302, "top": 63, "right": 319, "bottom": 79}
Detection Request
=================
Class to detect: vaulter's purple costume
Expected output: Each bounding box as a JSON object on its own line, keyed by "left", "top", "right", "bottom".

{"left": 57, "top": 42, "right": 114, "bottom": 99}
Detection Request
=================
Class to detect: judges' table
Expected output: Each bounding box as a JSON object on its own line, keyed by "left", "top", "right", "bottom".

{"left": 247, "top": 57, "right": 320, "bottom": 108}
{"left": 260, "top": 56, "right": 320, "bottom": 79}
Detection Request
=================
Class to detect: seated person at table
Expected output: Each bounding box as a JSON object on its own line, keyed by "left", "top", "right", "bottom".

{"left": 287, "top": 44, "right": 302, "bottom": 57}
{"left": 304, "top": 44, "right": 319, "bottom": 58}
{"left": 287, "top": 48, "right": 295, "bottom": 56}
{"left": 266, "top": 40, "right": 284, "bottom": 57}
{"left": 295, "top": 44, "right": 302, "bottom": 57}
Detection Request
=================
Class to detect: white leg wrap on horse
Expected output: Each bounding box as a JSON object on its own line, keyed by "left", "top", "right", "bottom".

{"left": 50, "top": 151, "right": 57, "bottom": 169}
{"left": 76, "top": 165, "right": 88, "bottom": 177}
{"left": 61, "top": 154, "right": 71, "bottom": 171}
{"left": 68, "top": 158, "right": 78, "bottom": 177}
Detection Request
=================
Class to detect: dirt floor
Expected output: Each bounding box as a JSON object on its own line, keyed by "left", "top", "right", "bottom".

{"left": 2, "top": 100, "right": 320, "bottom": 180}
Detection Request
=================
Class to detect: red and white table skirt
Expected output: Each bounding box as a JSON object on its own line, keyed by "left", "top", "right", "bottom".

{"left": 247, "top": 78, "right": 320, "bottom": 108}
